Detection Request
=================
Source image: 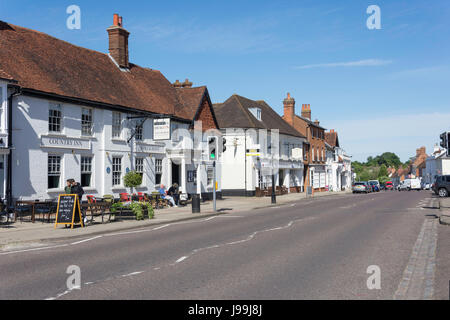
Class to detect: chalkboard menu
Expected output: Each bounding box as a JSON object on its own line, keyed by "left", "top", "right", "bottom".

{"left": 54, "top": 194, "right": 84, "bottom": 229}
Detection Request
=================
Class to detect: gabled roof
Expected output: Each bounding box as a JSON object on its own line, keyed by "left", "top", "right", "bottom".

{"left": 175, "top": 86, "right": 208, "bottom": 119}
{"left": 213, "top": 94, "right": 306, "bottom": 138}
{"left": 325, "top": 131, "right": 340, "bottom": 148}
{"left": 175, "top": 86, "right": 219, "bottom": 128}
{"left": 0, "top": 20, "right": 200, "bottom": 121}
{"left": 294, "top": 114, "right": 326, "bottom": 130}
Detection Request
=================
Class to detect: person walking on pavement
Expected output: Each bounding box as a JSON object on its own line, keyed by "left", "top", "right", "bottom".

{"left": 69, "top": 179, "right": 87, "bottom": 224}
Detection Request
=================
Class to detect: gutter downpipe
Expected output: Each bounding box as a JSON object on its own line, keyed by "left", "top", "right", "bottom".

{"left": 6, "top": 86, "right": 20, "bottom": 206}
{"left": 244, "top": 129, "right": 247, "bottom": 196}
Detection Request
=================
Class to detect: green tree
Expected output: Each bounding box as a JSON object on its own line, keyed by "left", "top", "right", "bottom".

{"left": 124, "top": 170, "right": 142, "bottom": 194}
{"left": 378, "top": 164, "right": 388, "bottom": 178}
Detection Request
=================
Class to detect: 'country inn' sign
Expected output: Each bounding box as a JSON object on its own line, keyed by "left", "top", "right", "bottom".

{"left": 40, "top": 135, "right": 91, "bottom": 150}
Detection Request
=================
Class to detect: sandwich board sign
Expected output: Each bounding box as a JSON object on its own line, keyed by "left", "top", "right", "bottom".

{"left": 54, "top": 194, "right": 84, "bottom": 229}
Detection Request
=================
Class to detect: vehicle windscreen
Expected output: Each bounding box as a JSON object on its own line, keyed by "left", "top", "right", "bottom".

{"left": 354, "top": 182, "right": 365, "bottom": 186}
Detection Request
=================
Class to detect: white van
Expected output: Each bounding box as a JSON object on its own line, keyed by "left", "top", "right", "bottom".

{"left": 409, "top": 178, "right": 421, "bottom": 191}
{"left": 399, "top": 178, "right": 421, "bottom": 191}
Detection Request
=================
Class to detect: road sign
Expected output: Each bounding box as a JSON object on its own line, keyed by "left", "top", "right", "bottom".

{"left": 246, "top": 148, "right": 260, "bottom": 156}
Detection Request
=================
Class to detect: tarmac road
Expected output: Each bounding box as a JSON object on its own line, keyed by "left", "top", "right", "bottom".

{"left": 0, "top": 190, "right": 445, "bottom": 300}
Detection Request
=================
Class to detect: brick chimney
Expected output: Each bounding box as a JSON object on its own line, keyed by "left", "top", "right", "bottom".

{"left": 107, "top": 14, "right": 130, "bottom": 69}
{"left": 182, "top": 79, "right": 193, "bottom": 88}
{"left": 283, "top": 93, "right": 295, "bottom": 126}
{"left": 173, "top": 80, "right": 182, "bottom": 88}
{"left": 301, "top": 104, "right": 311, "bottom": 120}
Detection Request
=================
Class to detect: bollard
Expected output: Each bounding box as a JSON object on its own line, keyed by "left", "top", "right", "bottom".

{"left": 192, "top": 194, "right": 200, "bottom": 213}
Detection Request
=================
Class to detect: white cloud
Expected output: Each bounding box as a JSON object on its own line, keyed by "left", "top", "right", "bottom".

{"left": 294, "top": 59, "right": 392, "bottom": 70}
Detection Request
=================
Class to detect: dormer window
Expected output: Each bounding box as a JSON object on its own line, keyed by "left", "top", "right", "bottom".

{"left": 249, "top": 108, "right": 262, "bottom": 121}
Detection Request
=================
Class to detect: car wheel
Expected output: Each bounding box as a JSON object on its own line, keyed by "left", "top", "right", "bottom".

{"left": 438, "top": 188, "right": 449, "bottom": 197}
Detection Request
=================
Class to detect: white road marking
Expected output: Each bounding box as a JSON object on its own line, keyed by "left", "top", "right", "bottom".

{"left": 175, "top": 256, "right": 187, "bottom": 263}
{"left": 44, "top": 215, "right": 319, "bottom": 299}
{"left": 71, "top": 235, "right": 102, "bottom": 245}
{"left": 122, "top": 271, "right": 143, "bottom": 277}
{"left": 152, "top": 224, "right": 171, "bottom": 230}
{"left": 0, "top": 244, "right": 69, "bottom": 256}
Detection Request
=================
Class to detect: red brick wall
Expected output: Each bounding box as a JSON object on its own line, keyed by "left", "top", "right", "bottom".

{"left": 195, "top": 96, "right": 217, "bottom": 131}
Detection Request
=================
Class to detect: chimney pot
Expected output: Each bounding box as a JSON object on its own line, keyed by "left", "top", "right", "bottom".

{"left": 301, "top": 103, "right": 311, "bottom": 120}
{"left": 283, "top": 92, "right": 295, "bottom": 126}
{"left": 107, "top": 14, "right": 130, "bottom": 69}
{"left": 173, "top": 80, "right": 182, "bottom": 88}
{"left": 182, "top": 78, "right": 193, "bottom": 88}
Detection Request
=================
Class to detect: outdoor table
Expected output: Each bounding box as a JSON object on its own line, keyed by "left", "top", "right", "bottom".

{"left": 15, "top": 200, "right": 55, "bottom": 223}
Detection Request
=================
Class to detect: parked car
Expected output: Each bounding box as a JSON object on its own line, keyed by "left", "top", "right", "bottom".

{"left": 353, "top": 182, "right": 368, "bottom": 194}
{"left": 385, "top": 181, "right": 394, "bottom": 191}
{"left": 368, "top": 180, "right": 380, "bottom": 192}
{"left": 421, "top": 182, "right": 431, "bottom": 190}
{"left": 432, "top": 175, "right": 450, "bottom": 197}
{"left": 398, "top": 180, "right": 410, "bottom": 191}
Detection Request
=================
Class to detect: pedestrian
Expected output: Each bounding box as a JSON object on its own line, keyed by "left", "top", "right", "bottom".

{"left": 159, "top": 184, "right": 177, "bottom": 207}
{"left": 70, "top": 179, "right": 85, "bottom": 202}
{"left": 70, "top": 179, "right": 87, "bottom": 224}
{"left": 168, "top": 183, "right": 180, "bottom": 205}
{"left": 65, "top": 179, "right": 72, "bottom": 194}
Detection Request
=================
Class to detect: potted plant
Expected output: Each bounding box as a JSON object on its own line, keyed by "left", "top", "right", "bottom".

{"left": 124, "top": 170, "right": 142, "bottom": 195}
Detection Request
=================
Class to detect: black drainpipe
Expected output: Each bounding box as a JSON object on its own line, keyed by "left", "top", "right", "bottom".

{"left": 6, "top": 86, "right": 20, "bottom": 205}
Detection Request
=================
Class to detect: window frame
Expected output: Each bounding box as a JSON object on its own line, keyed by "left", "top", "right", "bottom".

{"left": 80, "top": 156, "right": 93, "bottom": 187}
{"left": 81, "top": 107, "right": 93, "bottom": 136}
{"left": 155, "top": 158, "right": 163, "bottom": 185}
{"left": 112, "top": 156, "right": 122, "bottom": 186}
{"left": 135, "top": 157, "right": 144, "bottom": 178}
{"left": 49, "top": 104, "right": 62, "bottom": 133}
{"left": 48, "top": 154, "right": 62, "bottom": 189}
{"left": 112, "top": 112, "right": 122, "bottom": 139}
{"left": 135, "top": 122, "right": 143, "bottom": 141}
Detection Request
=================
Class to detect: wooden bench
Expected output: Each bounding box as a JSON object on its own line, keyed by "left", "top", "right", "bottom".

{"left": 81, "top": 201, "right": 113, "bottom": 224}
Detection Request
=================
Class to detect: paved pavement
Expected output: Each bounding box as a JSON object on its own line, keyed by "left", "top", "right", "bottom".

{"left": 1, "top": 189, "right": 448, "bottom": 300}
{"left": 0, "top": 190, "right": 349, "bottom": 251}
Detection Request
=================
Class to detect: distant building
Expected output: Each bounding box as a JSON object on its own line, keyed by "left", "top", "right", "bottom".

{"left": 425, "top": 144, "right": 450, "bottom": 184}
{"left": 213, "top": 94, "right": 306, "bottom": 196}
{"left": 282, "top": 96, "right": 327, "bottom": 192}
{"left": 324, "top": 130, "right": 352, "bottom": 191}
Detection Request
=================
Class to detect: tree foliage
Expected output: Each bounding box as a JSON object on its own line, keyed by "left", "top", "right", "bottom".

{"left": 124, "top": 170, "right": 142, "bottom": 188}
{"left": 351, "top": 152, "right": 406, "bottom": 182}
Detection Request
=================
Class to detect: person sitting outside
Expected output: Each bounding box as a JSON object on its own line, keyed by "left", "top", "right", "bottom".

{"left": 159, "top": 184, "right": 177, "bottom": 207}
{"left": 168, "top": 183, "right": 180, "bottom": 206}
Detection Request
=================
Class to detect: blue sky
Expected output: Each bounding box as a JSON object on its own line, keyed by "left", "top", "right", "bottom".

{"left": 1, "top": 0, "right": 450, "bottom": 162}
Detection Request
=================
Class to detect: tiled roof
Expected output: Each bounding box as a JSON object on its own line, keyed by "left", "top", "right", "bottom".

{"left": 175, "top": 86, "right": 207, "bottom": 120}
{"left": 0, "top": 20, "right": 199, "bottom": 121}
{"left": 0, "top": 68, "right": 14, "bottom": 81}
{"left": 294, "top": 114, "right": 326, "bottom": 130}
{"left": 213, "top": 95, "right": 306, "bottom": 138}
{"left": 325, "top": 131, "right": 339, "bottom": 147}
